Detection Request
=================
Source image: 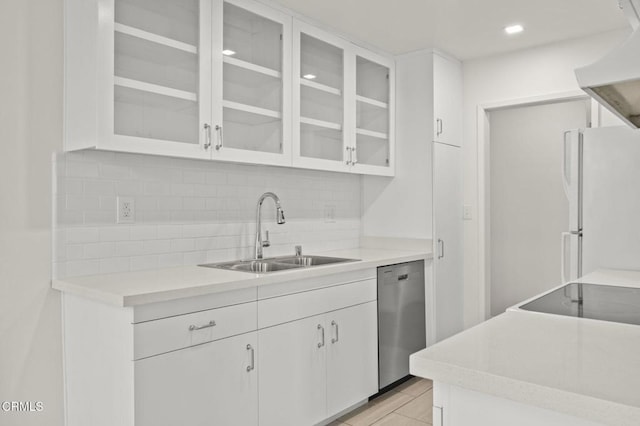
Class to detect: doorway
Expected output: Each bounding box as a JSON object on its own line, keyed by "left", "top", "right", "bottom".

{"left": 488, "top": 99, "right": 590, "bottom": 316}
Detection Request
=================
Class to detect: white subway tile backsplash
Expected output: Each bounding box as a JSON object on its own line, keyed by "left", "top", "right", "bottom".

{"left": 54, "top": 151, "right": 361, "bottom": 278}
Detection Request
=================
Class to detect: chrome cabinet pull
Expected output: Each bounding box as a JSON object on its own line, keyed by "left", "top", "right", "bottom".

{"left": 246, "top": 344, "right": 255, "bottom": 372}
{"left": 351, "top": 147, "right": 358, "bottom": 165}
{"left": 345, "top": 146, "right": 352, "bottom": 165}
{"left": 214, "top": 124, "right": 223, "bottom": 150}
{"left": 436, "top": 118, "right": 443, "bottom": 136}
{"left": 203, "top": 123, "right": 212, "bottom": 150}
{"left": 331, "top": 320, "right": 339, "bottom": 344}
{"left": 188, "top": 320, "right": 216, "bottom": 331}
{"left": 317, "top": 324, "right": 325, "bottom": 348}
{"left": 437, "top": 239, "right": 445, "bottom": 259}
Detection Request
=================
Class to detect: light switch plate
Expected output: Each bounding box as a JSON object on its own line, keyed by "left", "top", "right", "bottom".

{"left": 463, "top": 205, "right": 472, "bottom": 220}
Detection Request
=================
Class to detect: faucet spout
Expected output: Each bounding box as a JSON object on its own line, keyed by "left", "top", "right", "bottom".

{"left": 254, "top": 192, "right": 285, "bottom": 259}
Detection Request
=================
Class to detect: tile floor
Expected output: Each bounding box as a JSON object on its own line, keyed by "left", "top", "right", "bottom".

{"left": 331, "top": 377, "right": 433, "bottom": 426}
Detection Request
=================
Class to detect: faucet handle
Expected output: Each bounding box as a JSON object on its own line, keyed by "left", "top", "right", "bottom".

{"left": 295, "top": 245, "right": 302, "bottom": 256}
{"left": 262, "top": 231, "right": 270, "bottom": 248}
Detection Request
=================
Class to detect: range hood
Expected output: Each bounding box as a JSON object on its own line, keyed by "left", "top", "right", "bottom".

{"left": 575, "top": 0, "right": 640, "bottom": 128}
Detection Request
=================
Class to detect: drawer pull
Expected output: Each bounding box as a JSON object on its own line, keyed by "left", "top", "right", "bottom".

{"left": 188, "top": 320, "right": 216, "bottom": 331}
{"left": 246, "top": 344, "right": 255, "bottom": 372}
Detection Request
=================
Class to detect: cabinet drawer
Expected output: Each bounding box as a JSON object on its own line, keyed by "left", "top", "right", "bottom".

{"left": 258, "top": 279, "right": 376, "bottom": 329}
{"left": 134, "top": 302, "right": 256, "bottom": 360}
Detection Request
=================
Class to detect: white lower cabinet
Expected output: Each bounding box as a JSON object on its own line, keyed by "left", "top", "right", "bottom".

{"left": 61, "top": 271, "right": 379, "bottom": 426}
{"left": 326, "top": 302, "right": 378, "bottom": 416}
{"left": 259, "top": 301, "right": 378, "bottom": 426}
{"left": 258, "top": 314, "right": 327, "bottom": 426}
{"left": 135, "top": 332, "right": 258, "bottom": 426}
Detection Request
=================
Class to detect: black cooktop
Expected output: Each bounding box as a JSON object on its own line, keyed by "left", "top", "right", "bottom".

{"left": 519, "top": 282, "right": 640, "bottom": 326}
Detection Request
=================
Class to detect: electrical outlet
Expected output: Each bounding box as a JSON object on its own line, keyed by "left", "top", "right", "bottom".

{"left": 117, "top": 196, "right": 135, "bottom": 224}
{"left": 324, "top": 205, "right": 336, "bottom": 223}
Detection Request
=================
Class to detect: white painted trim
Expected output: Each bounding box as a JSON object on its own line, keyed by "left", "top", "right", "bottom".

{"left": 476, "top": 90, "right": 590, "bottom": 321}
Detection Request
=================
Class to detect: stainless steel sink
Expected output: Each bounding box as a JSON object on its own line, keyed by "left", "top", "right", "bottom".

{"left": 276, "top": 255, "right": 359, "bottom": 267}
{"left": 199, "top": 255, "right": 359, "bottom": 274}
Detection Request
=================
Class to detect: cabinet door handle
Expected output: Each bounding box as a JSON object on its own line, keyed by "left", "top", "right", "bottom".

{"left": 214, "top": 124, "right": 223, "bottom": 150}
{"left": 331, "top": 320, "right": 339, "bottom": 344}
{"left": 203, "top": 123, "right": 212, "bottom": 150}
{"left": 345, "top": 146, "right": 352, "bottom": 165}
{"left": 188, "top": 320, "right": 216, "bottom": 331}
{"left": 317, "top": 324, "right": 325, "bottom": 348}
{"left": 246, "top": 344, "right": 255, "bottom": 372}
{"left": 436, "top": 118, "right": 443, "bottom": 136}
{"left": 437, "top": 239, "right": 445, "bottom": 259}
{"left": 351, "top": 147, "right": 358, "bottom": 165}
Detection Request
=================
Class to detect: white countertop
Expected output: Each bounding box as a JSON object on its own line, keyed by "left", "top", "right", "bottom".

{"left": 52, "top": 246, "right": 431, "bottom": 307}
{"left": 410, "top": 269, "right": 640, "bottom": 426}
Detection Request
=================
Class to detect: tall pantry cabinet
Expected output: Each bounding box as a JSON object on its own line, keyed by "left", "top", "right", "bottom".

{"left": 363, "top": 49, "right": 463, "bottom": 343}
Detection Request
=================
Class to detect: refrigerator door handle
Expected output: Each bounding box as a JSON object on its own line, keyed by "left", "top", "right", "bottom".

{"left": 561, "top": 232, "right": 571, "bottom": 284}
{"left": 562, "top": 130, "right": 572, "bottom": 199}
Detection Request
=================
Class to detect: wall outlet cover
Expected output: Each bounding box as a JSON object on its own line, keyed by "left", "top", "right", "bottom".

{"left": 117, "top": 196, "right": 135, "bottom": 224}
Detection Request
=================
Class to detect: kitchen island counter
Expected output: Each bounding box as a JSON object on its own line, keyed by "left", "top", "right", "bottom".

{"left": 410, "top": 269, "right": 640, "bottom": 426}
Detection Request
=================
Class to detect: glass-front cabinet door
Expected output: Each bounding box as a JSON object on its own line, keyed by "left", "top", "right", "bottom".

{"left": 352, "top": 48, "right": 395, "bottom": 176}
{"left": 104, "top": 0, "right": 212, "bottom": 158}
{"left": 211, "top": 0, "right": 292, "bottom": 166}
{"left": 292, "top": 21, "right": 350, "bottom": 172}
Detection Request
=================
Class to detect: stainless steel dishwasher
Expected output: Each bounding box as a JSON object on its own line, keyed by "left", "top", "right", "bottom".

{"left": 377, "top": 260, "right": 426, "bottom": 390}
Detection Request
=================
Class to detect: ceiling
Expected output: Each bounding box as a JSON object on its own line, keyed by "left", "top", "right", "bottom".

{"left": 273, "top": 0, "right": 629, "bottom": 59}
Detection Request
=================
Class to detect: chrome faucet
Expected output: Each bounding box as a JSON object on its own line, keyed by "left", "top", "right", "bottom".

{"left": 254, "top": 192, "right": 285, "bottom": 259}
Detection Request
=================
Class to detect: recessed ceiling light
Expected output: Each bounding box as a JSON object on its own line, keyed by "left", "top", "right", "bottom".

{"left": 302, "top": 74, "right": 317, "bottom": 80}
{"left": 222, "top": 49, "right": 236, "bottom": 56}
{"left": 504, "top": 24, "right": 524, "bottom": 35}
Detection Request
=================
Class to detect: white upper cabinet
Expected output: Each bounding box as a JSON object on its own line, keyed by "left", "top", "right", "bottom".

{"left": 292, "top": 21, "right": 395, "bottom": 176}
{"left": 433, "top": 52, "right": 462, "bottom": 147}
{"left": 292, "top": 21, "right": 350, "bottom": 173}
{"left": 212, "top": 0, "right": 292, "bottom": 166}
{"left": 65, "top": 0, "right": 213, "bottom": 159}
{"left": 352, "top": 48, "right": 395, "bottom": 175}
{"left": 64, "top": 0, "right": 395, "bottom": 174}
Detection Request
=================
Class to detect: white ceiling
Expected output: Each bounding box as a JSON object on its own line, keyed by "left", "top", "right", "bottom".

{"left": 273, "top": 0, "right": 629, "bottom": 59}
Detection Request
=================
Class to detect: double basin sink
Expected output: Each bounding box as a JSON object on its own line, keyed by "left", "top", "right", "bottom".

{"left": 200, "top": 255, "right": 359, "bottom": 274}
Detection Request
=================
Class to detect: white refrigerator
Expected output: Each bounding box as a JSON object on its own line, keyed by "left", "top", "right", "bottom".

{"left": 562, "top": 126, "right": 640, "bottom": 282}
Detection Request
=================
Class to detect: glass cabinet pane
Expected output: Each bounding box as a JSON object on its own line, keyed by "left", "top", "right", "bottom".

{"left": 113, "top": 0, "right": 201, "bottom": 145}
{"left": 298, "top": 33, "right": 344, "bottom": 162}
{"left": 222, "top": 2, "right": 284, "bottom": 154}
{"left": 355, "top": 55, "right": 390, "bottom": 168}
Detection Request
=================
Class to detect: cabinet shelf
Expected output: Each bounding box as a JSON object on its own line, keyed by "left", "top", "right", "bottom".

{"left": 356, "top": 128, "right": 388, "bottom": 140}
{"left": 114, "top": 76, "right": 197, "bottom": 101}
{"left": 300, "top": 116, "right": 342, "bottom": 131}
{"left": 223, "top": 100, "right": 281, "bottom": 124}
{"left": 223, "top": 56, "right": 281, "bottom": 79}
{"left": 114, "top": 23, "right": 198, "bottom": 54}
{"left": 300, "top": 79, "right": 342, "bottom": 96}
{"left": 356, "top": 95, "right": 388, "bottom": 109}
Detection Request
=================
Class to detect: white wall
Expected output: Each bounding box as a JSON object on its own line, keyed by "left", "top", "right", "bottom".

{"left": 0, "top": 1, "right": 64, "bottom": 425}
{"left": 462, "top": 29, "right": 629, "bottom": 327}
{"left": 362, "top": 51, "right": 433, "bottom": 239}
